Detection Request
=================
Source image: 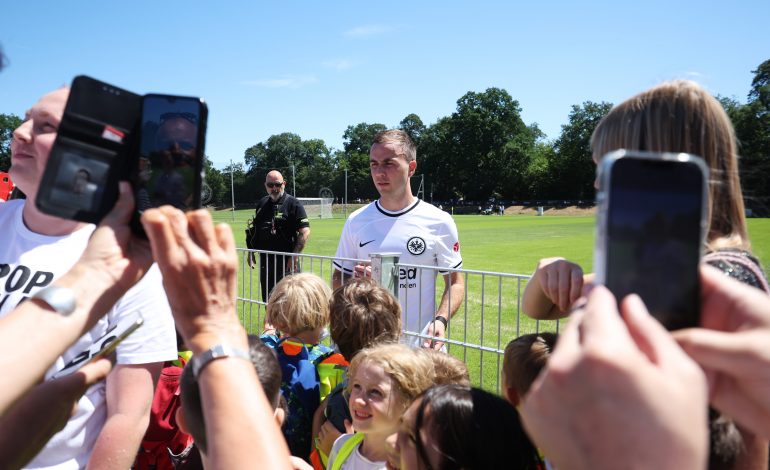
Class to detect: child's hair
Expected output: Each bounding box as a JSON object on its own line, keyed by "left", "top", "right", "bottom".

{"left": 412, "top": 384, "right": 543, "bottom": 470}
{"left": 266, "top": 273, "right": 331, "bottom": 334}
{"left": 420, "top": 348, "right": 470, "bottom": 386}
{"left": 591, "top": 80, "right": 748, "bottom": 250}
{"left": 330, "top": 278, "right": 402, "bottom": 360}
{"left": 180, "top": 335, "right": 283, "bottom": 455}
{"left": 347, "top": 343, "right": 434, "bottom": 411}
{"left": 502, "top": 332, "right": 558, "bottom": 397}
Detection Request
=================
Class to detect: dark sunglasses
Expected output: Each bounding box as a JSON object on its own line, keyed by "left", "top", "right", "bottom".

{"left": 160, "top": 112, "right": 198, "bottom": 124}
{"left": 266, "top": 182, "right": 284, "bottom": 188}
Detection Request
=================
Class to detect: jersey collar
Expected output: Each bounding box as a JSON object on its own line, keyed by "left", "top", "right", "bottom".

{"left": 374, "top": 198, "right": 420, "bottom": 217}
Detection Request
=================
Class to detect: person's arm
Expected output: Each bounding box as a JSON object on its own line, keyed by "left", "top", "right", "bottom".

{"left": 294, "top": 227, "right": 310, "bottom": 253}
{"left": 142, "top": 207, "right": 292, "bottom": 469}
{"left": 521, "top": 257, "right": 592, "bottom": 320}
{"left": 0, "top": 182, "right": 151, "bottom": 416}
{"left": 86, "top": 363, "right": 162, "bottom": 469}
{"left": 0, "top": 358, "right": 112, "bottom": 469}
{"left": 423, "top": 272, "right": 465, "bottom": 350}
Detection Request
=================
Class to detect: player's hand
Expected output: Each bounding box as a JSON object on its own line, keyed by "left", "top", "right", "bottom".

{"left": 141, "top": 206, "right": 245, "bottom": 353}
{"left": 535, "top": 257, "right": 586, "bottom": 314}
{"left": 673, "top": 266, "right": 770, "bottom": 439}
{"left": 521, "top": 286, "right": 708, "bottom": 469}
{"left": 353, "top": 263, "right": 372, "bottom": 279}
{"left": 423, "top": 317, "right": 447, "bottom": 350}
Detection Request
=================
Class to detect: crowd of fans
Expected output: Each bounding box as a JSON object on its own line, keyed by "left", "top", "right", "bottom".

{"left": 2, "top": 41, "right": 770, "bottom": 469}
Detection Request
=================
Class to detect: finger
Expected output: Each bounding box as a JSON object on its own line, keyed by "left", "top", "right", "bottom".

{"left": 75, "top": 357, "right": 113, "bottom": 386}
{"left": 101, "top": 181, "right": 135, "bottom": 226}
{"left": 580, "top": 285, "right": 628, "bottom": 347}
{"left": 621, "top": 294, "right": 688, "bottom": 367}
{"left": 557, "top": 265, "right": 573, "bottom": 312}
{"left": 141, "top": 209, "right": 177, "bottom": 266}
{"left": 674, "top": 328, "right": 766, "bottom": 376}
{"left": 216, "top": 223, "right": 237, "bottom": 261}
{"left": 710, "top": 389, "right": 770, "bottom": 439}
{"left": 187, "top": 210, "right": 218, "bottom": 254}
{"left": 569, "top": 268, "right": 584, "bottom": 307}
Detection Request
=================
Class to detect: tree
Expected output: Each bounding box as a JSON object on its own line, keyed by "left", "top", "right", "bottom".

{"left": 550, "top": 101, "right": 613, "bottom": 200}
{"left": 399, "top": 113, "right": 426, "bottom": 146}
{"left": 0, "top": 114, "right": 23, "bottom": 172}
{"left": 341, "top": 123, "right": 387, "bottom": 200}
{"left": 203, "top": 157, "right": 227, "bottom": 207}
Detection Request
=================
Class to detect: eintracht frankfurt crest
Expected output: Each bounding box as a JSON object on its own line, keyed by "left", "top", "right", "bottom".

{"left": 406, "top": 236, "right": 426, "bottom": 255}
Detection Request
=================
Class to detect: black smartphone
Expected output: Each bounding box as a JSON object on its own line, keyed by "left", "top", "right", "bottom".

{"left": 593, "top": 150, "right": 708, "bottom": 330}
{"left": 132, "top": 94, "right": 207, "bottom": 214}
{"left": 36, "top": 76, "right": 142, "bottom": 223}
{"left": 51, "top": 315, "right": 144, "bottom": 379}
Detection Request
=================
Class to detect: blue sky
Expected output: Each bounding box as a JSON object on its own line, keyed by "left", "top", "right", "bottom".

{"left": 1, "top": 0, "right": 767, "bottom": 170}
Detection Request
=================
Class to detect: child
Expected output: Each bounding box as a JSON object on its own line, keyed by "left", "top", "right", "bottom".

{"left": 311, "top": 278, "right": 402, "bottom": 468}
{"left": 325, "top": 343, "right": 435, "bottom": 470}
{"left": 501, "top": 332, "right": 558, "bottom": 406}
{"left": 178, "top": 336, "right": 312, "bottom": 470}
{"left": 421, "top": 348, "right": 470, "bottom": 386}
{"left": 261, "top": 273, "right": 342, "bottom": 461}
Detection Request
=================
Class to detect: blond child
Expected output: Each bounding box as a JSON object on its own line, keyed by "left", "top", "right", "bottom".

{"left": 325, "top": 343, "right": 435, "bottom": 470}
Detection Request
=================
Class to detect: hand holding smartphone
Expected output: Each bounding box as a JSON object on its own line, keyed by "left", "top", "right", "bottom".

{"left": 593, "top": 150, "right": 709, "bottom": 330}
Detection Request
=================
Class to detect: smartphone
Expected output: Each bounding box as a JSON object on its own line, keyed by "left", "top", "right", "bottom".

{"left": 51, "top": 315, "right": 144, "bottom": 379}
{"left": 132, "top": 94, "right": 207, "bottom": 214}
{"left": 593, "top": 150, "right": 708, "bottom": 330}
{"left": 36, "top": 75, "right": 142, "bottom": 223}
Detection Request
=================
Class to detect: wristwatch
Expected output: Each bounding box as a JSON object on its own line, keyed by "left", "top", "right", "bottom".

{"left": 432, "top": 315, "right": 448, "bottom": 328}
{"left": 191, "top": 344, "right": 251, "bottom": 378}
{"left": 31, "top": 285, "right": 77, "bottom": 316}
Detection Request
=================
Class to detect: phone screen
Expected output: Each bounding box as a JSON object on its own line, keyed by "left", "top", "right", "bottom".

{"left": 603, "top": 156, "right": 706, "bottom": 330}
{"left": 134, "top": 95, "right": 206, "bottom": 212}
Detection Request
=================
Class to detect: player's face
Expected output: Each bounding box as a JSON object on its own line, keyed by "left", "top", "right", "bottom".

{"left": 370, "top": 142, "right": 416, "bottom": 198}
{"left": 10, "top": 88, "right": 68, "bottom": 198}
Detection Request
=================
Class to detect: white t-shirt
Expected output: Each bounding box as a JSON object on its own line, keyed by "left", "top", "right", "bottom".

{"left": 0, "top": 200, "right": 177, "bottom": 469}
{"left": 327, "top": 434, "right": 386, "bottom": 470}
{"left": 333, "top": 199, "right": 462, "bottom": 336}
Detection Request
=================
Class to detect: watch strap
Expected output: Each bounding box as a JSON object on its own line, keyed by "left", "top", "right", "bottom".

{"left": 432, "top": 315, "right": 448, "bottom": 328}
{"left": 191, "top": 344, "right": 251, "bottom": 378}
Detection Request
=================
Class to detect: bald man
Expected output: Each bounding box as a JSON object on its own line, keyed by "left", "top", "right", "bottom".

{"left": 247, "top": 170, "right": 310, "bottom": 301}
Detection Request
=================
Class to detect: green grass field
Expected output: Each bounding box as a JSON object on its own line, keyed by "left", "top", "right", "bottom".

{"left": 214, "top": 209, "right": 770, "bottom": 391}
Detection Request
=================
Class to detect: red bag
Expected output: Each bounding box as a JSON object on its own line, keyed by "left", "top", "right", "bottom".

{"left": 134, "top": 357, "right": 201, "bottom": 470}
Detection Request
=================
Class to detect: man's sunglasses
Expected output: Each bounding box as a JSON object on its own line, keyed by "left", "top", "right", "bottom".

{"left": 266, "top": 182, "right": 284, "bottom": 188}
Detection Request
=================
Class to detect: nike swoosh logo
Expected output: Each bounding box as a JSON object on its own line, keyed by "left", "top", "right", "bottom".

{"left": 359, "top": 240, "right": 376, "bottom": 247}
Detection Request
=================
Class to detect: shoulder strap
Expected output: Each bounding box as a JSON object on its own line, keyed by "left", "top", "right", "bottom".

{"left": 330, "top": 433, "right": 365, "bottom": 470}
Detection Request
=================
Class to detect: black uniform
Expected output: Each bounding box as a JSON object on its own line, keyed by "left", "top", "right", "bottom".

{"left": 250, "top": 193, "right": 309, "bottom": 301}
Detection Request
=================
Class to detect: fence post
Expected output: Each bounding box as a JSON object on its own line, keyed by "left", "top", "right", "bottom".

{"left": 370, "top": 253, "right": 400, "bottom": 300}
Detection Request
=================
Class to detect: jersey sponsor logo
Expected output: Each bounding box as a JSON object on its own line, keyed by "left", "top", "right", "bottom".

{"left": 359, "top": 239, "right": 376, "bottom": 247}
{"left": 406, "top": 237, "right": 426, "bottom": 255}
{"left": 398, "top": 267, "right": 417, "bottom": 289}
{"left": 453, "top": 241, "right": 460, "bottom": 252}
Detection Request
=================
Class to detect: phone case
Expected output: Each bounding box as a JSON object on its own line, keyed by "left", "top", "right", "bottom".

{"left": 36, "top": 76, "right": 142, "bottom": 223}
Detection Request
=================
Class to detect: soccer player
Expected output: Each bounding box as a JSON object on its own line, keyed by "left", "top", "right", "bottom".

{"left": 332, "top": 129, "right": 464, "bottom": 350}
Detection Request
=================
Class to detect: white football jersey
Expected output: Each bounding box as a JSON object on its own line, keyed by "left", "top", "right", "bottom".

{"left": 334, "top": 199, "right": 462, "bottom": 335}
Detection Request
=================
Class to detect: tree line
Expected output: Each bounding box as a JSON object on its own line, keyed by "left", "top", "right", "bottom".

{"left": 1, "top": 59, "right": 768, "bottom": 214}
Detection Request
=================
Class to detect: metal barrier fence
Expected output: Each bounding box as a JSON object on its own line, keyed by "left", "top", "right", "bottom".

{"left": 236, "top": 248, "right": 561, "bottom": 392}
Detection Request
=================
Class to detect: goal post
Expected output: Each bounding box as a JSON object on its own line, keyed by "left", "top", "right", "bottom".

{"left": 297, "top": 197, "right": 333, "bottom": 219}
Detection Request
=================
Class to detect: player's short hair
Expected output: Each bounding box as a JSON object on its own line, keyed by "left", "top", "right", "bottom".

{"left": 372, "top": 129, "right": 416, "bottom": 162}
{"left": 266, "top": 273, "right": 331, "bottom": 335}
{"left": 502, "top": 332, "right": 558, "bottom": 396}
{"left": 180, "top": 335, "right": 282, "bottom": 455}
{"left": 330, "top": 278, "right": 401, "bottom": 360}
{"left": 347, "top": 343, "right": 434, "bottom": 410}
